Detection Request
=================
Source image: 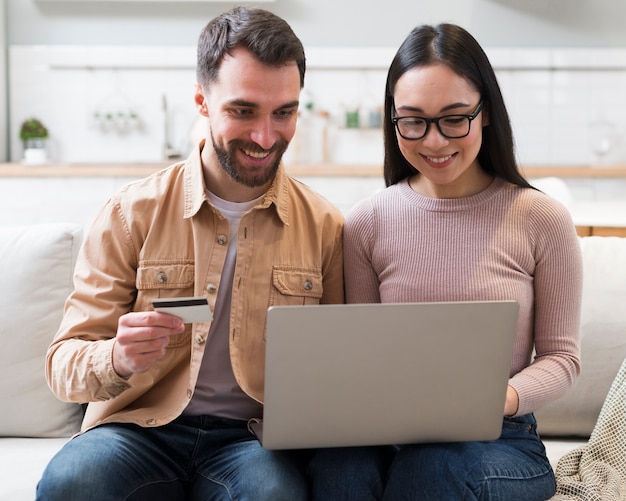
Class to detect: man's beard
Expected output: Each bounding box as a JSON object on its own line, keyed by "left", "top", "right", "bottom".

{"left": 212, "top": 135, "right": 287, "bottom": 188}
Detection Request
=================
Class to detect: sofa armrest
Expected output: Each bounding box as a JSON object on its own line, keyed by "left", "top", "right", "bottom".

{"left": 536, "top": 236, "right": 626, "bottom": 438}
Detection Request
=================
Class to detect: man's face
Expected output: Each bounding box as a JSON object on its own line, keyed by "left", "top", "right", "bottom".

{"left": 197, "top": 47, "right": 301, "bottom": 190}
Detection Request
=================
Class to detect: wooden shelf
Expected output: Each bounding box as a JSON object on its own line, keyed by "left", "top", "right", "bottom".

{"left": 576, "top": 226, "right": 626, "bottom": 237}
{"left": 0, "top": 162, "right": 171, "bottom": 178}
{"left": 2, "top": 162, "right": 626, "bottom": 178}
{"left": 521, "top": 166, "right": 626, "bottom": 178}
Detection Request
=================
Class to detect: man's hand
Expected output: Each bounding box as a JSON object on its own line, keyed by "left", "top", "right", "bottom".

{"left": 112, "top": 311, "right": 186, "bottom": 378}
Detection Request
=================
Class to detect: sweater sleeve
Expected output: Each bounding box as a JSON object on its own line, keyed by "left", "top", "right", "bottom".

{"left": 344, "top": 199, "right": 382, "bottom": 304}
{"left": 509, "top": 195, "right": 583, "bottom": 416}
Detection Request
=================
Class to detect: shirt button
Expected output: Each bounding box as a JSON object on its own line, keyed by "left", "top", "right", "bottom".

{"left": 195, "top": 334, "right": 205, "bottom": 345}
{"left": 146, "top": 418, "right": 157, "bottom": 426}
{"left": 217, "top": 234, "right": 228, "bottom": 245}
{"left": 156, "top": 272, "right": 167, "bottom": 283}
{"left": 206, "top": 283, "right": 217, "bottom": 294}
{"left": 303, "top": 280, "right": 313, "bottom": 291}
{"left": 187, "top": 389, "right": 193, "bottom": 399}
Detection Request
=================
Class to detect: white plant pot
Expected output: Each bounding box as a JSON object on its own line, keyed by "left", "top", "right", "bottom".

{"left": 23, "top": 148, "right": 48, "bottom": 165}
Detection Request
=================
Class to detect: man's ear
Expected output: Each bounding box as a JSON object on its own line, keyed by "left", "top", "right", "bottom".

{"left": 194, "top": 82, "right": 209, "bottom": 117}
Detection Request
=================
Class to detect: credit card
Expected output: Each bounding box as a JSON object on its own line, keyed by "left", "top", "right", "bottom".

{"left": 152, "top": 296, "right": 213, "bottom": 323}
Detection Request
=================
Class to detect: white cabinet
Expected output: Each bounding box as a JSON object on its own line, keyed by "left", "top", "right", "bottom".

{"left": 0, "top": 174, "right": 383, "bottom": 229}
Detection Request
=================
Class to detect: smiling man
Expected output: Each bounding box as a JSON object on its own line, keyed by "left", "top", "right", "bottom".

{"left": 196, "top": 46, "right": 300, "bottom": 200}
{"left": 38, "top": 7, "right": 344, "bottom": 500}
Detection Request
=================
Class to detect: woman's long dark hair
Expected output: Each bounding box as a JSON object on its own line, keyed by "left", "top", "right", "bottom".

{"left": 383, "top": 24, "right": 532, "bottom": 189}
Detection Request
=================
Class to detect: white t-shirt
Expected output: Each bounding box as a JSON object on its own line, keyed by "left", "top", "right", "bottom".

{"left": 184, "top": 191, "right": 264, "bottom": 420}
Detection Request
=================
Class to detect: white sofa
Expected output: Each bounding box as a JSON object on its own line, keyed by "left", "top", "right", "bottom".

{"left": 536, "top": 235, "right": 626, "bottom": 464}
{"left": 1, "top": 223, "right": 625, "bottom": 500}
{"left": 0, "top": 223, "right": 84, "bottom": 500}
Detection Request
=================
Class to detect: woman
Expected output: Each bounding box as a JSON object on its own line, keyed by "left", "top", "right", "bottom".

{"left": 314, "top": 23, "right": 583, "bottom": 500}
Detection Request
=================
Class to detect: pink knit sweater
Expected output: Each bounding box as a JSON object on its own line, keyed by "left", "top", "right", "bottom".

{"left": 344, "top": 177, "right": 583, "bottom": 417}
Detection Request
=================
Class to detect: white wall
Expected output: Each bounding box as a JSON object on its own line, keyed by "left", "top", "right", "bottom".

{"left": 4, "top": 2, "right": 626, "bottom": 230}
{"left": 8, "top": 0, "right": 626, "bottom": 163}
{"left": 9, "top": 45, "right": 626, "bottom": 167}
{"left": 0, "top": 0, "right": 7, "bottom": 161}
{"left": 9, "top": 0, "right": 626, "bottom": 48}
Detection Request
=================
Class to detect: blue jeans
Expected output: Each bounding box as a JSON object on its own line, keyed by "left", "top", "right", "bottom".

{"left": 308, "top": 445, "right": 396, "bottom": 500}
{"left": 308, "top": 414, "right": 555, "bottom": 501}
{"left": 385, "top": 413, "right": 556, "bottom": 500}
{"left": 36, "top": 415, "right": 310, "bottom": 501}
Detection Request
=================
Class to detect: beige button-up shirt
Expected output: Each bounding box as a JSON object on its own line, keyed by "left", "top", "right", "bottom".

{"left": 46, "top": 144, "right": 345, "bottom": 432}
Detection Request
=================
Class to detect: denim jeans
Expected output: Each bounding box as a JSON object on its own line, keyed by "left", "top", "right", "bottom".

{"left": 36, "top": 415, "right": 310, "bottom": 501}
{"left": 308, "top": 445, "right": 397, "bottom": 500}
{"left": 308, "top": 414, "right": 555, "bottom": 501}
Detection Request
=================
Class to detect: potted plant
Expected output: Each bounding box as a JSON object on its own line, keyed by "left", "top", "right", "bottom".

{"left": 19, "top": 118, "right": 49, "bottom": 164}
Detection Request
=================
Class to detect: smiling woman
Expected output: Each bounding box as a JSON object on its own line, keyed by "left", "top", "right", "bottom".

{"left": 390, "top": 63, "right": 489, "bottom": 199}
{"left": 307, "top": 22, "right": 585, "bottom": 501}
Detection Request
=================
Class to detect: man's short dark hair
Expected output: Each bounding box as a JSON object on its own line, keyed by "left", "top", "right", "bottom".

{"left": 196, "top": 7, "right": 306, "bottom": 89}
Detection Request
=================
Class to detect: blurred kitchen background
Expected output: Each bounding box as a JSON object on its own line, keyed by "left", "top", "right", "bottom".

{"left": 2, "top": 0, "right": 626, "bottom": 230}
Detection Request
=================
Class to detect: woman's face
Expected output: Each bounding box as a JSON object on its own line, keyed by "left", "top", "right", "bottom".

{"left": 393, "top": 63, "right": 488, "bottom": 198}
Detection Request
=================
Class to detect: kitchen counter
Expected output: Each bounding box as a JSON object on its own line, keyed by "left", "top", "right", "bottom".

{"left": 5, "top": 162, "right": 376, "bottom": 177}
{"left": 570, "top": 201, "right": 626, "bottom": 236}
{"left": 2, "top": 162, "right": 626, "bottom": 178}
{"left": 0, "top": 162, "right": 172, "bottom": 178}
{"left": 571, "top": 201, "right": 626, "bottom": 227}
{"left": 2, "top": 162, "right": 625, "bottom": 235}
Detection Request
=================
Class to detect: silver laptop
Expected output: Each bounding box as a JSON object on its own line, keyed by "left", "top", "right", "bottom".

{"left": 251, "top": 300, "right": 519, "bottom": 450}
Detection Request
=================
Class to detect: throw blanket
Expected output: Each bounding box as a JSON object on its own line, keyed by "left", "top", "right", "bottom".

{"left": 551, "top": 357, "right": 626, "bottom": 500}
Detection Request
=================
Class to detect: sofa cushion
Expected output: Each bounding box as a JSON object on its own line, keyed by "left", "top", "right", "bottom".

{"left": 0, "top": 223, "right": 84, "bottom": 437}
{"left": 0, "top": 437, "right": 69, "bottom": 500}
{"left": 536, "top": 236, "right": 626, "bottom": 438}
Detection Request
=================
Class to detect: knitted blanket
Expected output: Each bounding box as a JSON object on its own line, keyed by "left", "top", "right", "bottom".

{"left": 551, "top": 357, "right": 626, "bottom": 500}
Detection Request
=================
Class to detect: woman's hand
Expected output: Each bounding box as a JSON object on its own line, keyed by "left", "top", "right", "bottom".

{"left": 504, "top": 385, "right": 520, "bottom": 416}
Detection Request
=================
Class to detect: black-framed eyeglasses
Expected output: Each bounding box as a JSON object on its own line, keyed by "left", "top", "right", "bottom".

{"left": 391, "top": 100, "right": 484, "bottom": 140}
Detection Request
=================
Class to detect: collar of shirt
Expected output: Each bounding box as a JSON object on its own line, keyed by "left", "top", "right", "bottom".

{"left": 183, "top": 140, "right": 289, "bottom": 226}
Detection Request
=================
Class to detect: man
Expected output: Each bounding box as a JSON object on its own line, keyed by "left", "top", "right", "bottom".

{"left": 38, "top": 7, "right": 344, "bottom": 500}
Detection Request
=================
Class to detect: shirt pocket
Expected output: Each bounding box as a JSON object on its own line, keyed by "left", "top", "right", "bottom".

{"left": 135, "top": 261, "right": 195, "bottom": 349}
{"left": 270, "top": 265, "right": 323, "bottom": 307}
